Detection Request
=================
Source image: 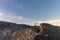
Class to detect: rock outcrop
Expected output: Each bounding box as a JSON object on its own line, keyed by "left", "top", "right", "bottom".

{"left": 0, "top": 21, "right": 60, "bottom": 40}
{"left": 34, "top": 23, "right": 60, "bottom": 40}
{"left": 0, "top": 21, "right": 40, "bottom": 40}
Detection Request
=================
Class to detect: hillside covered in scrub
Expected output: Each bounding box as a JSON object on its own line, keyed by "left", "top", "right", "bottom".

{"left": 0, "top": 21, "right": 60, "bottom": 40}
{"left": 0, "top": 21, "right": 40, "bottom": 40}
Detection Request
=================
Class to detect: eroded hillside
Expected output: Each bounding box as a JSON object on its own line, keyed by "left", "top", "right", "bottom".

{"left": 0, "top": 21, "right": 40, "bottom": 40}
{"left": 0, "top": 21, "right": 60, "bottom": 40}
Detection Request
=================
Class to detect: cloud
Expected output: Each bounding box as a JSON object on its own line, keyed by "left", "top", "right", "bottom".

{"left": 8, "top": 16, "right": 24, "bottom": 20}
{"left": 0, "top": 12, "right": 32, "bottom": 25}
{"left": 36, "top": 20, "right": 60, "bottom": 26}
{"left": 3, "top": 0, "right": 26, "bottom": 11}
{"left": 1, "top": 12, "right": 60, "bottom": 26}
{"left": 0, "top": 12, "right": 21, "bottom": 21}
{"left": 0, "top": 13, "right": 4, "bottom": 16}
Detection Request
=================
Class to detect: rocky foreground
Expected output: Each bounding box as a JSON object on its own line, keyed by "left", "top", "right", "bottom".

{"left": 0, "top": 21, "right": 60, "bottom": 40}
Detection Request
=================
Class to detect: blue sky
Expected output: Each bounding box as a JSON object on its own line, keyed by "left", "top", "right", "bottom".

{"left": 0, "top": 0, "right": 60, "bottom": 25}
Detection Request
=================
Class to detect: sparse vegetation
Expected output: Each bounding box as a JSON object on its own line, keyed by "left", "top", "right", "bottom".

{"left": 0, "top": 21, "right": 40, "bottom": 40}
{"left": 0, "top": 21, "right": 60, "bottom": 40}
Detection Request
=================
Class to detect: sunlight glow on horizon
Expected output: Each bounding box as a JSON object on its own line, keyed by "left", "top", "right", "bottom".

{"left": 36, "top": 20, "right": 60, "bottom": 26}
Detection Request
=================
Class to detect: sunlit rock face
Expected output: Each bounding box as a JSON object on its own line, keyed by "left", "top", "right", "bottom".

{"left": 1, "top": 21, "right": 60, "bottom": 40}
{"left": 0, "top": 21, "right": 40, "bottom": 40}
{"left": 34, "top": 23, "right": 60, "bottom": 40}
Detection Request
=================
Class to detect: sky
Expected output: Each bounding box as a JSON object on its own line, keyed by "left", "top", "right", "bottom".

{"left": 0, "top": 0, "right": 60, "bottom": 25}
